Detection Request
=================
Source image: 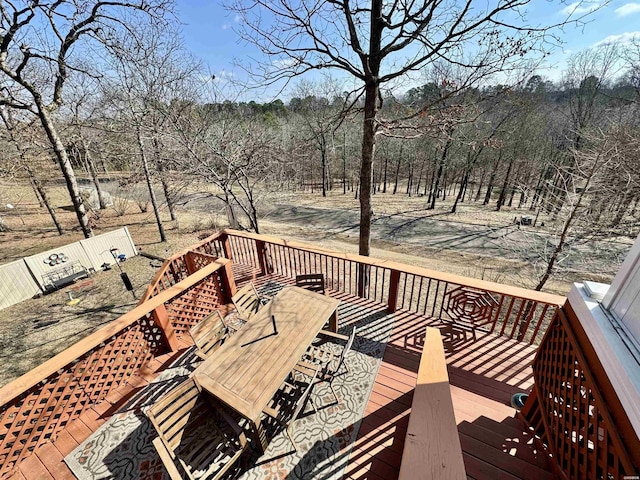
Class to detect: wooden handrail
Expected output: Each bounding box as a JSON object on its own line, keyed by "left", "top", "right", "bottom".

{"left": 138, "top": 233, "right": 227, "bottom": 303}
{"left": 0, "top": 258, "right": 231, "bottom": 406}
{"left": 398, "top": 327, "right": 466, "bottom": 479}
{"left": 221, "top": 229, "right": 565, "bottom": 306}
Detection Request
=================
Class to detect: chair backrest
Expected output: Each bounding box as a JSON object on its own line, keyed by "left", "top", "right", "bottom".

{"left": 147, "top": 377, "right": 203, "bottom": 455}
{"left": 295, "top": 273, "right": 325, "bottom": 294}
{"left": 189, "top": 311, "right": 228, "bottom": 358}
{"left": 147, "top": 378, "right": 247, "bottom": 480}
{"left": 232, "top": 282, "right": 261, "bottom": 320}
{"left": 333, "top": 326, "right": 356, "bottom": 375}
{"left": 290, "top": 366, "right": 319, "bottom": 424}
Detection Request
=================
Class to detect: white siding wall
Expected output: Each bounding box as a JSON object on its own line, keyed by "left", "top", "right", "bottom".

{"left": 603, "top": 233, "right": 640, "bottom": 342}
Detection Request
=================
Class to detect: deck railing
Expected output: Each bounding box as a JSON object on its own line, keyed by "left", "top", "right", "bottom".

{"left": 0, "top": 229, "right": 566, "bottom": 477}
{"left": 0, "top": 258, "right": 234, "bottom": 477}
{"left": 522, "top": 306, "right": 640, "bottom": 479}
{"left": 139, "top": 236, "right": 227, "bottom": 303}
{"left": 216, "top": 230, "right": 564, "bottom": 345}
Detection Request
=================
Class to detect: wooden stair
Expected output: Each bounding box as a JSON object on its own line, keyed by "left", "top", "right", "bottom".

{"left": 459, "top": 416, "right": 555, "bottom": 480}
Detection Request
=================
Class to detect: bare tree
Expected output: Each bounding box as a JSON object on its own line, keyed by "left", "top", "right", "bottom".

{"left": 230, "top": 0, "right": 590, "bottom": 255}
{"left": 170, "top": 102, "right": 282, "bottom": 233}
{"left": 0, "top": 0, "right": 172, "bottom": 238}
{"left": 291, "top": 80, "right": 343, "bottom": 197}
{"left": 533, "top": 131, "right": 616, "bottom": 290}
{"left": 102, "top": 27, "right": 198, "bottom": 242}
{"left": 0, "top": 107, "right": 63, "bottom": 234}
{"left": 563, "top": 43, "right": 619, "bottom": 149}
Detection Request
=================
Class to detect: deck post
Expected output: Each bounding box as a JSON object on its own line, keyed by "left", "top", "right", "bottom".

{"left": 153, "top": 304, "right": 180, "bottom": 351}
{"left": 255, "top": 239, "right": 269, "bottom": 276}
{"left": 221, "top": 233, "right": 233, "bottom": 260}
{"left": 184, "top": 251, "right": 197, "bottom": 275}
{"left": 220, "top": 259, "right": 237, "bottom": 302}
{"left": 388, "top": 269, "right": 401, "bottom": 312}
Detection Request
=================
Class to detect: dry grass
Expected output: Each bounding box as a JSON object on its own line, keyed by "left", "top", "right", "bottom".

{"left": 0, "top": 178, "right": 621, "bottom": 387}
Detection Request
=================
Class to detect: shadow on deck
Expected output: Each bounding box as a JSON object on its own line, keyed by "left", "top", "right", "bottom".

{"left": 240, "top": 268, "right": 556, "bottom": 480}
{"left": 12, "top": 266, "right": 554, "bottom": 480}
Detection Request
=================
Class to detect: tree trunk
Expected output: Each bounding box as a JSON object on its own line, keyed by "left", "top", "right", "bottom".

{"left": 382, "top": 155, "right": 388, "bottom": 193}
{"left": 343, "top": 132, "right": 347, "bottom": 195}
{"left": 25, "top": 165, "right": 63, "bottom": 235}
{"left": 36, "top": 102, "right": 93, "bottom": 237}
{"left": 358, "top": 0, "right": 383, "bottom": 258}
{"left": 224, "top": 191, "right": 240, "bottom": 229}
{"left": 359, "top": 80, "right": 379, "bottom": 257}
{"left": 451, "top": 170, "right": 468, "bottom": 213}
{"left": 474, "top": 168, "right": 486, "bottom": 201}
{"left": 496, "top": 156, "right": 514, "bottom": 211}
{"left": 415, "top": 154, "right": 426, "bottom": 196}
{"left": 81, "top": 136, "right": 107, "bottom": 209}
{"left": 29, "top": 176, "right": 44, "bottom": 207}
{"left": 429, "top": 138, "right": 451, "bottom": 210}
{"left": 320, "top": 134, "right": 328, "bottom": 197}
{"left": 406, "top": 156, "right": 413, "bottom": 196}
{"left": 136, "top": 125, "right": 166, "bottom": 242}
{"left": 508, "top": 184, "right": 516, "bottom": 207}
{"left": 393, "top": 145, "right": 402, "bottom": 194}
{"left": 153, "top": 136, "right": 177, "bottom": 221}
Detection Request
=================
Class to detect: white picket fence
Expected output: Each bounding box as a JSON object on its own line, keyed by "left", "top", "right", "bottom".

{"left": 0, "top": 227, "right": 137, "bottom": 310}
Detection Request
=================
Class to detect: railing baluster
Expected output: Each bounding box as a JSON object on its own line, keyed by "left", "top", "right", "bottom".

{"left": 499, "top": 297, "right": 517, "bottom": 336}
{"left": 509, "top": 298, "right": 527, "bottom": 339}
{"left": 437, "top": 282, "right": 447, "bottom": 319}
{"left": 490, "top": 294, "right": 505, "bottom": 334}
{"left": 430, "top": 281, "right": 440, "bottom": 318}
{"left": 529, "top": 303, "right": 549, "bottom": 345}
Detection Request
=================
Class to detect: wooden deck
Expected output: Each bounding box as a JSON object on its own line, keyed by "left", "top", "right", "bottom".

{"left": 340, "top": 302, "right": 555, "bottom": 480}
{"left": 8, "top": 270, "right": 555, "bottom": 480}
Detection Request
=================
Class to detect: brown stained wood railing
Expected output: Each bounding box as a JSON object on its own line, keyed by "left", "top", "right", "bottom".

{"left": 398, "top": 327, "right": 466, "bottom": 480}
{"left": 0, "top": 258, "right": 233, "bottom": 477}
{"left": 220, "top": 229, "right": 564, "bottom": 345}
{"left": 522, "top": 308, "right": 639, "bottom": 479}
{"left": 138, "top": 236, "right": 226, "bottom": 303}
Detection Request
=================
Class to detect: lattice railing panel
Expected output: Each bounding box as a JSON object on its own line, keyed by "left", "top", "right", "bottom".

{"left": 186, "top": 251, "right": 219, "bottom": 272}
{"left": 531, "top": 312, "right": 635, "bottom": 479}
{"left": 164, "top": 272, "right": 225, "bottom": 337}
{"left": 140, "top": 234, "right": 226, "bottom": 304}
{"left": 0, "top": 313, "right": 165, "bottom": 476}
{"left": 192, "top": 238, "right": 226, "bottom": 258}
{"left": 141, "top": 257, "right": 190, "bottom": 303}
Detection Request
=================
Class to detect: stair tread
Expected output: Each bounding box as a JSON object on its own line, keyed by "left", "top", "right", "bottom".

{"left": 458, "top": 420, "right": 551, "bottom": 471}
{"left": 460, "top": 432, "right": 555, "bottom": 480}
{"left": 463, "top": 452, "right": 523, "bottom": 480}
{"left": 475, "top": 415, "right": 526, "bottom": 438}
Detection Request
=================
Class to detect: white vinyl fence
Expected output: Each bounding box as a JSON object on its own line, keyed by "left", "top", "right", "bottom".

{"left": 0, "top": 227, "right": 137, "bottom": 310}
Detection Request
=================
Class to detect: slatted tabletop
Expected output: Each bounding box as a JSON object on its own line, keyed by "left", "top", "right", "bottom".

{"left": 194, "top": 286, "right": 340, "bottom": 422}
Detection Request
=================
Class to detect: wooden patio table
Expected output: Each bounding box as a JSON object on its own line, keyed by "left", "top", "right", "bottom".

{"left": 194, "top": 286, "right": 340, "bottom": 453}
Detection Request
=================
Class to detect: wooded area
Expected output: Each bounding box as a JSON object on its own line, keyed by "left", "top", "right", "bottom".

{"left": 0, "top": 1, "right": 638, "bottom": 291}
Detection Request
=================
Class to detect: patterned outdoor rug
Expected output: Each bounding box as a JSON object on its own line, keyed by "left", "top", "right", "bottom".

{"left": 64, "top": 360, "right": 196, "bottom": 480}
{"left": 237, "top": 297, "right": 394, "bottom": 480}
{"left": 64, "top": 289, "right": 394, "bottom": 480}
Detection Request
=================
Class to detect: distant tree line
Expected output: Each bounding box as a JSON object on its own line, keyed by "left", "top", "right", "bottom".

{"left": 0, "top": 0, "right": 637, "bottom": 290}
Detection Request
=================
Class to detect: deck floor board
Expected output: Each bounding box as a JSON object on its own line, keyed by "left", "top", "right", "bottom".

{"left": 9, "top": 271, "right": 554, "bottom": 480}
{"left": 340, "top": 298, "right": 552, "bottom": 480}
